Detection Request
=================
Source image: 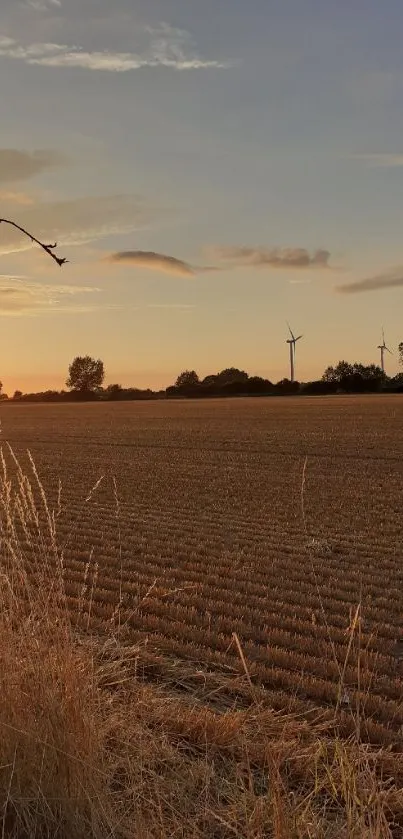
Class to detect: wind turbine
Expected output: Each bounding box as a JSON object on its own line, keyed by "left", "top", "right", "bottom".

{"left": 377, "top": 328, "right": 392, "bottom": 374}
{"left": 286, "top": 323, "right": 303, "bottom": 383}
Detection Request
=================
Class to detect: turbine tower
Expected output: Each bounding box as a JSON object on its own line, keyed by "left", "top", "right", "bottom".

{"left": 377, "top": 328, "right": 392, "bottom": 374}
{"left": 286, "top": 323, "right": 303, "bottom": 383}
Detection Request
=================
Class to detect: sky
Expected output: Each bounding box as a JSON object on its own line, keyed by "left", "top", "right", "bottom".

{"left": 1, "top": 0, "right": 403, "bottom": 392}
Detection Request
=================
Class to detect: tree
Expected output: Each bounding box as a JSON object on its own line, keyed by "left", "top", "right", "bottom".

{"left": 354, "top": 363, "right": 384, "bottom": 381}
{"left": 322, "top": 361, "right": 384, "bottom": 392}
{"left": 247, "top": 376, "right": 273, "bottom": 394}
{"left": 275, "top": 378, "right": 300, "bottom": 394}
{"left": 104, "top": 383, "right": 123, "bottom": 400}
{"left": 175, "top": 370, "right": 199, "bottom": 388}
{"left": 13, "top": 390, "right": 22, "bottom": 400}
{"left": 301, "top": 379, "right": 338, "bottom": 395}
{"left": 216, "top": 368, "right": 249, "bottom": 385}
{"left": 201, "top": 375, "right": 217, "bottom": 387}
{"left": 66, "top": 356, "right": 104, "bottom": 393}
{"left": 399, "top": 342, "right": 403, "bottom": 367}
{"left": 322, "top": 361, "right": 353, "bottom": 383}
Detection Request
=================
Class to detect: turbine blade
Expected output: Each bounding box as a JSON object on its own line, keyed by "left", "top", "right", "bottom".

{"left": 295, "top": 335, "right": 303, "bottom": 341}
{"left": 385, "top": 346, "right": 393, "bottom": 354}
{"left": 286, "top": 321, "right": 295, "bottom": 340}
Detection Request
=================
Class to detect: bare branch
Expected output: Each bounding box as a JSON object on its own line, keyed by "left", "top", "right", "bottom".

{"left": 0, "top": 218, "right": 68, "bottom": 267}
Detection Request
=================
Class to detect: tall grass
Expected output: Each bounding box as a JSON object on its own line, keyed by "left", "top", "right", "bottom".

{"left": 0, "top": 445, "right": 400, "bottom": 837}
{"left": 0, "top": 446, "right": 121, "bottom": 837}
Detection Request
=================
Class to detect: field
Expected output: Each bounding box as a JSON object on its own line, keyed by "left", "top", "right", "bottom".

{"left": 1, "top": 394, "right": 403, "bottom": 837}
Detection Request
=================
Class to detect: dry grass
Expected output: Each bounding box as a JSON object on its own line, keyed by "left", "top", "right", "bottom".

{"left": 0, "top": 397, "right": 402, "bottom": 836}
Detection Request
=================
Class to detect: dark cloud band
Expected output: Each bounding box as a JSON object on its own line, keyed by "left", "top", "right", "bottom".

{"left": 210, "top": 246, "right": 330, "bottom": 269}
{"left": 106, "top": 250, "right": 196, "bottom": 277}
{"left": 336, "top": 269, "right": 403, "bottom": 294}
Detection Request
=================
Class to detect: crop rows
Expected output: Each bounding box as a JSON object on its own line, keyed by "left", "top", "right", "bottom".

{"left": 1, "top": 395, "right": 403, "bottom": 747}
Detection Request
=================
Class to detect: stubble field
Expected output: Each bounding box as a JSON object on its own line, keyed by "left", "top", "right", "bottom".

{"left": 2, "top": 394, "right": 403, "bottom": 745}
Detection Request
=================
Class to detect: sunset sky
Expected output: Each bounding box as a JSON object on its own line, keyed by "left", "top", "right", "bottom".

{"left": 1, "top": 0, "right": 403, "bottom": 392}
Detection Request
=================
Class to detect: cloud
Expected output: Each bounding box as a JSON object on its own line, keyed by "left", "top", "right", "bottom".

{"left": 147, "top": 303, "right": 195, "bottom": 310}
{"left": 24, "top": 0, "right": 61, "bottom": 10}
{"left": 106, "top": 250, "right": 196, "bottom": 278}
{"left": 0, "top": 149, "right": 67, "bottom": 184}
{"left": 351, "top": 153, "right": 403, "bottom": 168}
{"left": 211, "top": 246, "right": 331, "bottom": 269}
{"left": 106, "top": 245, "right": 331, "bottom": 279}
{"left": 0, "top": 195, "right": 155, "bottom": 256}
{"left": 0, "top": 27, "right": 228, "bottom": 72}
{"left": 0, "top": 277, "right": 99, "bottom": 315}
{"left": 336, "top": 268, "right": 403, "bottom": 294}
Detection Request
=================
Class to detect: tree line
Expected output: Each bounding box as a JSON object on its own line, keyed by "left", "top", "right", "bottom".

{"left": 168, "top": 359, "right": 403, "bottom": 398}
{"left": 0, "top": 350, "right": 402, "bottom": 403}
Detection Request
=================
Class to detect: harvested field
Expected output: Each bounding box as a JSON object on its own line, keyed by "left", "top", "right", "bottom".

{"left": 1, "top": 394, "right": 403, "bottom": 837}
{"left": 2, "top": 396, "right": 403, "bottom": 725}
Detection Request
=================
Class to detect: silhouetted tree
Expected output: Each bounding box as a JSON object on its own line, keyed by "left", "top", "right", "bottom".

{"left": 275, "top": 378, "right": 300, "bottom": 394}
{"left": 300, "top": 380, "right": 338, "bottom": 395}
{"left": 13, "top": 390, "right": 22, "bottom": 400}
{"left": 66, "top": 356, "right": 105, "bottom": 393}
{"left": 354, "top": 363, "right": 384, "bottom": 380}
{"left": 322, "top": 361, "right": 353, "bottom": 383}
{"left": 216, "top": 368, "right": 249, "bottom": 385}
{"left": 221, "top": 380, "right": 248, "bottom": 395}
{"left": 175, "top": 370, "right": 199, "bottom": 388}
{"left": 399, "top": 342, "right": 403, "bottom": 367}
{"left": 246, "top": 376, "right": 273, "bottom": 394}
{"left": 322, "top": 361, "right": 384, "bottom": 392}
{"left": 382, "top": 372, "right": 403, "bottom": 392}
{"left": 201, "top": 375, "right": 217, "bottom": 387}
{"left": 104, "top": 383, "right": 123, "bottom": 400}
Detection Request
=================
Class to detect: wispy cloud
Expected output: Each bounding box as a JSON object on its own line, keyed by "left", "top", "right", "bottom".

{"left": 48, "top": 303, "right": 124, "bottom": 316}
{"left": 0, "top": 195, "right": 155, "bottom": 256}
{"left": 336, "top": 268, "right": 403, "bottom": 294}
{"left": 351, "top": 153, "right": 403, "bottom": 168}
{"left": 0, "top": 149, "right": 67, "bottom": 183}
{"left": 0, "top": 277, "right": 99, "bottom": 315}
{"left": 0, "top": 25, "right": 229, "bottom": 72}
{"left": 211, "top": 246, "right": 331, "bottom": 269}
{"left": 147, "top": 303, "right": 195, "bottom": 310}
{"left": 289, "top": 278, "right": 312, "bottom": 284}
{"left": 24, "top": 0, "right": 61, "bottom": 10}
{"left": 106, "top": 250, "right": 196, "bottom": 278}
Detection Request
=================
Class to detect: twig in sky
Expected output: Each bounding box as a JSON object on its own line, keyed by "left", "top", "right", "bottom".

{"left": 0, "top": 218, "right": 68, "bottom": 267}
